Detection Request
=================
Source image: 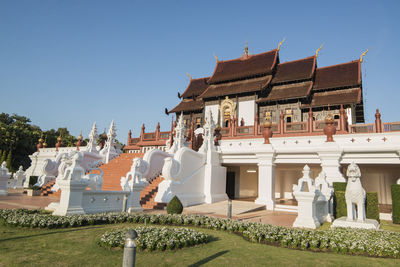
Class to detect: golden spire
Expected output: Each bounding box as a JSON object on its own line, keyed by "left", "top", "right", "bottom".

{"left": 186, "top": 73, "right": 192, "bottom": 80}
{"left": 213, "top": 53, "right": 218, "bottom": 62}
{"left": 315, "top": 43, "right": 324, "bottom": 58}
{"left": 244, "top": 40, "right": 248, "bottom": 56}
{"left": 360, "top": 48, "right": 369, "bottom": 63}
{"left": 78, "top": 130, "right": 83, "bottom": 140}
{"left": 277, "top": 38, "right": 286, "bottom": 51}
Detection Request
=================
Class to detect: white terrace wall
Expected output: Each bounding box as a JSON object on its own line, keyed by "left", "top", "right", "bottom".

{"left": 81, "top": 191, "right": 129, "bottom": 214}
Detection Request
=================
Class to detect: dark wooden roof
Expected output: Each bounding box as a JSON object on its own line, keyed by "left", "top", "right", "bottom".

{"left": 313, "top": 60, "right": 361, "bottom": 91}
{"left": 257, "top": 81, "right": 313, "bottom": 103}
{"left": 200, "top": 76, "right": 272, "bottom": 99}
{"left": 272, "top": 56, "right": 316, "bottom": 84}
{"left": 181, "top": 77, "right": 209, "bottom": 99}
{"left": 207, "top": 50, "right": 278, "bottom": 84}
{"left": 309, "top": 88, "right": 361, "bottom": 107}
{"left": 169, "top": 98, "right": 203, "bottom": 113}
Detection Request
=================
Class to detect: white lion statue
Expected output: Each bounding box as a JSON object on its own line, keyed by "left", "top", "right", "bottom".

{"left": 345, "top": 162, "right": 366, "bottom": 222}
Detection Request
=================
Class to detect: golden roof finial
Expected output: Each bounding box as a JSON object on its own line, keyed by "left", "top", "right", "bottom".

{"left": 244, "top": 40, "right": 248, "bottom": 56}
{"left": 277, "top": 37, "right": 286, "bottom": 51}
{"left": 78, "top": 130, "right": 83, "bottom": 140}
{"left": 186, "top": 73, "right": 192, "bottom": 80}
{"left": 315, "top": 43, "right": 324, "bottom": 58}
{"left": 360, "top": 48, "right": 369, "bottom": 63}
{"left": 213, "top": 53, "right": 218, "bottom": 62}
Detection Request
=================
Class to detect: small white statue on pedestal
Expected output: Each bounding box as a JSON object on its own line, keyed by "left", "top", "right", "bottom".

{"left": 331, "top": 162, "right": 380, "bottom": 229}
{"left": 0, "top": 162, "right": 11, "bottom": 196}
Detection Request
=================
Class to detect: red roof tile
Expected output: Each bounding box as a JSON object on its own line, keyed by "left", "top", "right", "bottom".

{"left": 257, "top": 81, "right": 313, "bottom": 103}
{"left": 169, "top": 98, "right": 203, "bottom": 113}
{"left": 310, "top": 88, "right": 361, "bottom": 107}
{"left": 200, "top": 75, "right": 271, "bottom": 99}
{"left": 313, "top": 61, "right": 361, "bottom": 90}
{"left": 207, "top": 50, "right": 278, "bottom": 84}
{"left": 181, "top": 77, "right": 209, "bottom": 98}
{"left": 272, "top": 56, "right": 316, "bottom": 84}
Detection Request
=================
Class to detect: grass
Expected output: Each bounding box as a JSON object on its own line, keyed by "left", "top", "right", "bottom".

{"left": 1, "top": 222, "right": 400, "bottom": 266}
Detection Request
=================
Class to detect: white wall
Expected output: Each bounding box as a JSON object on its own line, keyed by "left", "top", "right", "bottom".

{"left": 238, "top": 100, "right": 255, "bottom": 126}
{"left": 239, "top": 165, "right": 258, "bottom": 198}
{"left": 205, "top": 104, "right": 219, "bottom": 125}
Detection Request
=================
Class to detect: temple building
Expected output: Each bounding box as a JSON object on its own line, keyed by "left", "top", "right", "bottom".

{"left": 124, "top": 43, "right": 399, "bottom": 216}
{"left": 166, "top": 42, "right": 364, "bottom": 130}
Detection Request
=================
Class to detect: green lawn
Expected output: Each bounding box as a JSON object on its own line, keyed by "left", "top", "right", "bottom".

{"left": 1, "top": 222, "right": 400, "bottom": 267}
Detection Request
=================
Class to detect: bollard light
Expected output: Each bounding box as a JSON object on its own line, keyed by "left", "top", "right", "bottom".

{"left": 123, "top": 229, "right": 137, "bottom": 267}
{"left": 228, "top": 199, "right": 232, "bottom": 220}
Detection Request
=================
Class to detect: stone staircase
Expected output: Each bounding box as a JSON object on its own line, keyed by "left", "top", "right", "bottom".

{"left": 140, "top": 176, "right": 167, "bottom": 210}
{"left": 37, "top": 152, "right": 167, "bottom": 210}
{"left": 100, "top": 153, "right": 144, "bottom": 191}
{"left": 40, "top": 179, "right": 60, "bottom": 197}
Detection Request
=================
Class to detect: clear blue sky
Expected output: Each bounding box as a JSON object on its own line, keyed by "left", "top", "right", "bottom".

{"left": 1, "top": 0, "right": 399, "bottom": 142}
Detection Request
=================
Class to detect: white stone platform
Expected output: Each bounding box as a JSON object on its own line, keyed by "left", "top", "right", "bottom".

{"left": 331, "top": 217, "right": 380, "bottom": 230}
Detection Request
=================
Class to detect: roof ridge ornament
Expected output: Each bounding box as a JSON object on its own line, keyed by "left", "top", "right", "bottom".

{"left": 277, "top": 38, "right": 286, "bottom": 51}
{"left": 315, "top": 43, "right": 324, "bottom": 58}
{"left": 244, "top": 40, "right": 249, "bottom": 56}
{"left": 186, "top": 73, "right": 192, "bottom": 80}
{"left": 213, "top": 53, "right": 218, "bottom": 62}
{"left": 360, "top": 48, "right": 369, "bottom": 63}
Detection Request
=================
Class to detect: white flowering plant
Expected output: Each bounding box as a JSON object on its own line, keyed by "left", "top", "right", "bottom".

{"left": 99, "top": 226, "right": 211, "bottom": 251}
{"left": 1, "top": 209, "right": 399, "bottom": 258}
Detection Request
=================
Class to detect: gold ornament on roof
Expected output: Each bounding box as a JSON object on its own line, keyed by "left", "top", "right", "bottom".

{"left": 186, "top": 73, "right": 192, "bottom": 80}
{"left": 213, "top": 53, "right": 218, "bottom": 62}
{"left": 244, "top": 40, "right": 249, "bottom": 56}
{"left": 315, "top": 43, "right": 324, "bottom": 58}
{"left": 360, "top": 49, "right": 369, "bottom": 63}
{"left": 78, "top": 130, "right": 83, "bottom": 140}
{"left": 277, "top": 38, "right": 286, "bottom": 51}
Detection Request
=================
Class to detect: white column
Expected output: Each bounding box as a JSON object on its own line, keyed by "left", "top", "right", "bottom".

{"left": 127, "top": 183, "right": 147, "bottom": 213}
{"left": 53, "top": 180, "right": 89, "bottom": 216}
{"left": 318, "top": 145, "right": 346, "bottom": 185}
{"left": 255, "top": 160, "right": 275, "bottom": 210}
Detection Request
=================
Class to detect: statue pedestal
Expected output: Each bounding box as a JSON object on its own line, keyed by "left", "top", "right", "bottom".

{"left": 331, "top": 217, "right": 380, "bottom": 230}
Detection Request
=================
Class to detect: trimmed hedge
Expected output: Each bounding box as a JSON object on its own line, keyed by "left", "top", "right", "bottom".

{"left": 332, "top": 182, "right": 347, "bottom": 218}
{"left": 391, "top": 184, "right": 400, "bottom": 224}
{"left": 167, "top": 196, "right": 183, "bottom": 214}
{"left": 333, "top": 187, "right": 380, "bottom": 222}
{"left": 29, "top": 176, "right": 38, "bottom": 187}
{"left": 366, "top": 192, "right": 380, "bottom": 222}
{"left": 332, "top": 182, "right": 347, "bottom": 192}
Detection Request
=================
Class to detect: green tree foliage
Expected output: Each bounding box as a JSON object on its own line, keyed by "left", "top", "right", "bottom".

{"left": 6, "top": 150, "right": 12, "bottom": 171}
{"left": 0, "top": 112, "right": 82, "bottom": 171}
{"left": 0, "top": 150, "right": 5, "bottom": 163}
{"left": 166, "top": 196, "right": 183, "bottom": 214}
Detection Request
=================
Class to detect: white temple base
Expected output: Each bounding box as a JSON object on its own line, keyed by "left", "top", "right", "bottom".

{"left": 331, "top": 217, "right": 380, "bottom": 230}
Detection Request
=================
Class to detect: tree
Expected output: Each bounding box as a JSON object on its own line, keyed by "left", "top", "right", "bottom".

{"left": 6, "top": 150, "right": 12, "bottom": 172}
{"left": 0, "top": 150, "right": 5, "bottom": 163}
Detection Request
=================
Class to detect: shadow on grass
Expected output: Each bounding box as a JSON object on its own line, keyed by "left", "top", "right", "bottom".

{"left": 0, "top": 226, "right": 102, "bottom": 242}
{"left": 188, "top": 250, "right": 229, "bottom": 266}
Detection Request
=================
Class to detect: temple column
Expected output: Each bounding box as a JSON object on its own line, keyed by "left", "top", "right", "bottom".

{"left": 318, "top": 146, "right": 346, "bottom": 185}
{"left": 255, "top": 151, "right": 275, "bottom": 210}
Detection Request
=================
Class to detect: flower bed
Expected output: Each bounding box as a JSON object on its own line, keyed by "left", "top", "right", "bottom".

{"left": 99, "top": 226, "right": 210, "bottom": 251}
{"left": 1, "top": 209, "right": 400, "bottom": 258}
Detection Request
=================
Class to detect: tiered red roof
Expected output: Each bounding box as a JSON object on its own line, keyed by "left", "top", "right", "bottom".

{"left": 180, "top": 77, "right": 209, "bottom": 98}
{"left": 207, "top": 49, "right": 279, "bottom": 84}
{"left": 313, "top": 60, "right": 361, "bottom": 91}
{"left": 271, "top": 56, "right": 316, "bottom": 84}
{"left": 200, "top": 76, "right": 271, "bottom": 99}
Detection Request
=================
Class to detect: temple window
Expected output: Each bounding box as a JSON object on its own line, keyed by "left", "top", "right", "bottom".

{"left": 334, "top": 114, "right": 340, "bottom": 120}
